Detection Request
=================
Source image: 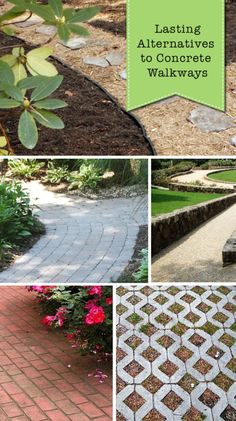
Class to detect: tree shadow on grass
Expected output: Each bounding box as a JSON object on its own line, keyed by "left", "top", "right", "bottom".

{"left": 152, "top": 192, "right": 191, "bottom": 204}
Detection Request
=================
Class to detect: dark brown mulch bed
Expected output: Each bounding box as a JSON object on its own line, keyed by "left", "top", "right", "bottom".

{"left": 117, "top": 224, "right": 148, "bottom": 283}
{"left": 66, "top": 0, "right": 126, "bottom": 37}
{"left": 0, "top": 32, "right": 152, "bottom": 156}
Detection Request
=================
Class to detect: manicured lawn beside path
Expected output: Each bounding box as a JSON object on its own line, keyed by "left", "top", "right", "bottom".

{"left": 208, "top": 169, "right": 236, "bottom": 182}
{"left": 152, "top": 188, "right": 225, "bottom": 216}
{"left": 0, "top": 287, "right": 112, "bottom": 420}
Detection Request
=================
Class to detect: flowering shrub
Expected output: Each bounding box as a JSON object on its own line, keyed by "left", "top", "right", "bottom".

{"left": 28, "top": 286, "right": 112, "bottom": 355}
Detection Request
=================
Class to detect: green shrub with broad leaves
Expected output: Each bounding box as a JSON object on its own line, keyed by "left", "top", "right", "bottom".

{"left": 0, "top": 179, "right": 44, "bottom": 265}
{"left": 43, "top": 161, "right": 102, "bottom": 191}
{"left": 7, "top": 159, "right": 45, "bottom": 179}
{"left": 68, "top": 163, "right": 102, "bottom": 191}
{"left": 43, "top": 161, "right": 70, "bottom": 184}
{"left": 0, "top": 0, "right": 100, "bottom": 153}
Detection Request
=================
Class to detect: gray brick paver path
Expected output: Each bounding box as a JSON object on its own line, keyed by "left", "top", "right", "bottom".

{"left": 116, "top": 286, "right": 236, "bottom": 421}
{"left": 0, "top": 181, "right": 147, "bottom": 283}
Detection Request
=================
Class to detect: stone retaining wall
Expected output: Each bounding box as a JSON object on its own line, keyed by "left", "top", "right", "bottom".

{"left": 152, "top": 193, "right": 236, "bottom": 255}
{"left": 169, "top": 183, "right": 235, "bottom": 194}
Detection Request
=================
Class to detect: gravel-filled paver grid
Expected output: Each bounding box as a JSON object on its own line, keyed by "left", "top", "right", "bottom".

{"left": 0, "top": 181, "right": 147, "bottom": 283}
{"left": 116, "top": 285, "right": 236, "bottom": 421}
{"left": 0, "top": 287, "right": 112, "bottom": 420}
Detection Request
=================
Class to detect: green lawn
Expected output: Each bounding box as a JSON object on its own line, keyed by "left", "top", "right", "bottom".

{"left": 152, "top": 188, "right": 225, "bottom": 216}
{"left": 208, "top": 170, "right": 236, "bottom": 183}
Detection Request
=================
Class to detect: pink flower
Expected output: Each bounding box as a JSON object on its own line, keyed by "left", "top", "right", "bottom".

{"left": 105, "top": 297, "right": 112, "bottom": 305}
{"left": 41, "top": 315, "right": 55, "bottom": 326}
{"left": 87, "top": 286, "right": 102, "bottom": 296}
{"left": 32, "top": 286, "right": 57, "bottom": 294}
{"left": 85, "top": 306, "right": 105, "bottom": 325}
{"left": 55, "top": 307, "right": 67, "bottom": 327}
{"left": 85, "top": 299, "right": 98, "bottom": 310}
{"left": 66, "top": 333, "right": 76, "bottom": 341}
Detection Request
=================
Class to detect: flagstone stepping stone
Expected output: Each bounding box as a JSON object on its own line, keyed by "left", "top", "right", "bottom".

{"left": 83, "top": 56, "right": 109, "bottom": 67}
{"left": 120, "top": 69, "right": 127, "bottom": 80}
{"left": 229, "top": 135, "right": 236, "bottom": 146}
{"left": 36, "top": 25, "right": 57, "bottom": 36}
{"left": 106, "top": 51, "right": 124, "bottom": 66}
{"left": 91, "top": 39, "right": 111, "bottom": 47}
{"left": 60, "top": 36, "right": 88, "bottom": 49}
{"left": 188, "top": 106, "right": 235, "bottom": 132}
{"left": 15, "top": 16, "right": 43, "bottom": 27}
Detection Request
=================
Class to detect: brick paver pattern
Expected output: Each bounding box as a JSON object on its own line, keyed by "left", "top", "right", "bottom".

{"left": 0, "top": 287, "right": 112, "bottom": 420}
{"left": 116, "top": 285, "right": 236, "bottom": 421}
{"left": 0, "top": 181, "right": 147, "bottom": 283}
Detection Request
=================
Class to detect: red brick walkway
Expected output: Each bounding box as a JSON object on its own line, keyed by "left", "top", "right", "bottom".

{"left": 0, "top": 287, "right": 112, "bottom": 420}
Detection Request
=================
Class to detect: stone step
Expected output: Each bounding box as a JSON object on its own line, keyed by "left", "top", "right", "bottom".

{"left": 222, "top": 230, "right": 236, "bottom": 266}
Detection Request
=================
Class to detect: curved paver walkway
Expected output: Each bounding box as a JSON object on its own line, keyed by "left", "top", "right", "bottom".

{"left": 0, "top": 287, "right": 112, "bottom": 420}
{"left": 0, "top": 181, "right": 147, "bottom": 283}
{"left": 152, "top": 203, "right": 236, "bottom": 282}
{"left": 172, "top": 169, "right": 236, "bottom": 189}
{"left": 117, "top": 285, "right": 236, "bottom": 421}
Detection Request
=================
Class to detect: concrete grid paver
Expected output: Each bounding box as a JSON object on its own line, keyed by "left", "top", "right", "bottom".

{"left": 116, "top": 285, "right": 236, "bottom": 421}
{"left": 0, "top": 287, "right": 112, "bottom": 420}
{"left": 0, "top": 181, "right": 147, "bottom": 283}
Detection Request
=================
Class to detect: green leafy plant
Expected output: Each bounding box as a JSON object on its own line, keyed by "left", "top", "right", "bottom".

{"left": 0, "top": 136, "right": 9, "bottom": 155}
{"left": 1, "top": 46, "right": 58, "bottom": 82}
{"left": 0, "top": 0, "right": 100, "bottom": 154}
{"left": 68, "top": 163, "right": 102, "bottom": 191}
{"left": 27, "top": 1, "right": 100, "bottom": 43}
{"left": 28, "top": 285, "right": 113, "bottom": 355}
{"left": 133, "top": 249, "right": 148, "bottom": 282}
{"left": 43, "top": 161, "right": 70, "bottom": 184}
{"left": 0, "top": 60, "right": 66, "bottom": 149}
{"left": 0, "top": 178, "right": 44, "bottom": 267}
{"left": 7, "top": 159, "right": 44, "bottom": 179}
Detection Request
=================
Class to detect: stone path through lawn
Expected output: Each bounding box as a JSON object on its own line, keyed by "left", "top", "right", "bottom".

{"left": 116, "top": 285, "right": 236, "bottom": 421}
{"left": 152, "top": 202, "right": 236, "bottom": 282}
{"left": 0, "top": 286, "right": 112, "bottom": 420}
{"left": 0, "top": 181, "right": 147, "bottom": 283}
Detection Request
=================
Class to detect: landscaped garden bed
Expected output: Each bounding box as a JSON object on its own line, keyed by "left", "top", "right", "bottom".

{"left": 0, "top": 31, "right": 152, "bottom": 156}
{"left": 29, "top": 285, "right": 113, "bottom": 358}
{"left": 0, "top": 177, "right": 45, "bottom": 270}
{"left": 1, "top": 1, "right": 235, "bottom": 156}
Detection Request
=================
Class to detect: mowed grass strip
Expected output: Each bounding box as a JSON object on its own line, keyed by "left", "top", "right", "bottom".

{"left": 152, "top": 188, "right": 225, "bottom": 216}
{"left": 208, "top": 170, "right": 236, "bottom": 183}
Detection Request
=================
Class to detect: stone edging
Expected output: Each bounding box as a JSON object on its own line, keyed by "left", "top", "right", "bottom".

{"left": 152, "top": 193, "right": 236, "bottom": 255}
{"left": 205, "top": 167, "right": 236, "bottom": 184}
{"left": 169, "top": 169, "right": 194, "bottom": 179}
{"left": 169, "top": 183, "right": 235, "bottom": 194}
